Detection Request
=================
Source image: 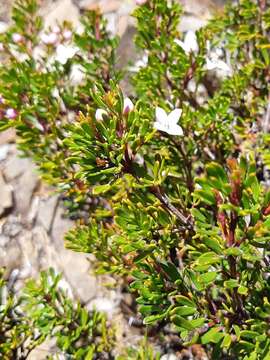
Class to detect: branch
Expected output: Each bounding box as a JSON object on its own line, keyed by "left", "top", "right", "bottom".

{"left": 150, "top": 185, "right": 193, "bottom": 230}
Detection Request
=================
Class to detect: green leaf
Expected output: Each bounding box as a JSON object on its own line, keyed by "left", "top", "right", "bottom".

{"left": 201, "top": 327, "right": 224, "bottom": 344}
{"left": 172, "top": 316, "right": 204, "bottom": 331}
{"left": 238, "top": 285, "right": 248, "bottom": 295}
{"left": 92, "top": 184, "right": 111, "bottom": 195}
{"left": 198, "top": 271, "right": 217, "bottom": 285}
{"left": 171, "top": 306, "right": 197, "bottom": 316}
{"left": 221, "top": 334, "right": 232, "bottom": 348}
{"left": 224, "top": 279, "right": 239, "bottom": 289}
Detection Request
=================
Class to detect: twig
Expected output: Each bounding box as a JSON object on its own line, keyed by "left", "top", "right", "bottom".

{"left": 150, "top": 185, "right": 193, "bottom": 229}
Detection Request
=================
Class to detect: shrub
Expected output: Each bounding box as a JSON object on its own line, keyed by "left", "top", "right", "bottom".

{"left": 0, "top": 0, "right": 270, "bottom": 358}
{"left": 0, "top": 268, "right": 115, "bottom": 359}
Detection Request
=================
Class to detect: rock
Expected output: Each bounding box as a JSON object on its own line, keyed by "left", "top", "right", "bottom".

{"left": 0, "top": 172, "right": 13, "bottom": 216}
{"left": 27, "top": 338, "right": 58, "bottom": 360}
{"left": 0, "top": 237, "right": 22, "bottom": 271}
{"left": 36, "top": 195, "right": 59, "bottom": 232}
{"left": 59, "top": 250, "right": 96, "bottom": 303}
{"left": 0, "top": 234, "right": 9, "bottom": 247}
{"left": 88, "top": 297, "right": 116, "bottom": 313}
{"left": 4, "top": 152, "right": 31, "bottom": 180}
{"left": 42, "top": 0, "right": 80, "bottom": 29}
{"left": 179, "top": 15, "right": 208, "bottom": 32}
{"left": 27, "top": 195, "right": 40, "bottom": 224}
{"left": 117, "top": 15, "right": 129, "bottom": 37}
{"left": 2, "top": 215, "right": 22, "bottom": 237}
{"left": 51, "top": 205, "right": 73, "bottom": 250}
{"left": 31, "top": 226, "right": 59, "bottom": 271}
{"left": 0, "top": 128, "right": 16, "bottom": 146}
{"left": 0, "top": 144, "right": 10, "bottom": 161}
{"left": 81, "top": 0, "right": 122, "bottom": 13}
{"left": 14, "top": 165, "right": 39, "bottom": 214}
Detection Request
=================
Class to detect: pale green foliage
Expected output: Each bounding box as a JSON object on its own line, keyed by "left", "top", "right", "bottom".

{"left": 0, "top": 269, "right": 115, "bottom": 359}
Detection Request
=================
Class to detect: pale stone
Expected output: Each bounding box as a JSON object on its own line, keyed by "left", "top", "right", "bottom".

{"left": 14, "top": 165, "right": 39, "bottom": 214}
{"left": 0, "top": 172, "right": 13, "bottom": 216}
{"left": 0, "top": 144, "right": 10, "bottom": 161}
{"left": 0, "top": 128, "right": 16, "bottom": 146}
{"left": 82, "top": 0, "right": 122, "bottom": 13}
{"left": 36, "top": 195, "right": 59, "bottom": 232}
{"left": 87, "top": 297, "right": 116, "bottom": 315}
{"left": 3, "top": 153, "right": 31, "bottom": 180}
{"left": 42, "top": 0, "right": 80, "bottom": 29}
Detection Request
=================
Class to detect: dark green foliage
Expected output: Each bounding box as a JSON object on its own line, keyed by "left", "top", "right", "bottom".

{"left": 1, "top": 0, "right": 270, "bottom": 358}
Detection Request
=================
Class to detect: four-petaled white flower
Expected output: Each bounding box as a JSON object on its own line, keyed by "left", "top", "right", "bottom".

{"left": 55, "top": 44, "right": 78, "bottom": 65}
{"left": 174, "top": 30, "right": 198, "bottom": 54}
{"left": 123, "top": 97, "right": 134, "bottom": 114}
{"left": 154, "top": 107, "right": 183, "bottom": 136}
{"left": 70, "top": 64, "right": 85, "bottom": 86}
{"left": 205, "top": 55, "right": 232, "bottom": 77}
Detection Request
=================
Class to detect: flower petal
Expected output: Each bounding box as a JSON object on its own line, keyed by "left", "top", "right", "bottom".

{"left": 168, "top": 109, "right": 182, "bottom": 125}
{"left": 184, "top": 30, "right": 198, "bottom": 53}
{"left": 167, "top": 124, "right": 183, "bottom": 136}
{"left": 174, "top": 39, "right": 189, "bottom": 54}
{"left": 155, "top": 107, "right": 168, "bottom": 123}
{"left": 154, "top": 121, "right": 165, "bottom": 132}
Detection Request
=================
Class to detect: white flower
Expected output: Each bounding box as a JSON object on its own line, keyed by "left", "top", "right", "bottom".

{"left": 205, "top": 56, "right": 232, "bottom": 77}
{"left": 154, "top": 107, "right": 183, "bottom": 136}
{"left": 70, "top": 64, "right": 85, "bottom": 86}
{"left": 55, "top": 44, "right": 78, "bottom": 65}
{"left": 12, "top": 33, "right": 23, "bottom": 43}
{"left": 95, "top": 109, "right": 108, "bottom": 121}
{"left": 123, "top": 97, "right": 134, "bottom": 114}
{"left": 174, "top": 30, "right": 198, "bottom": 54}
{"left": 205, "top": 45, "right": 232, "bottom": 77}
{"left": 41, "top": 32, "right": 58, "bottom": 45}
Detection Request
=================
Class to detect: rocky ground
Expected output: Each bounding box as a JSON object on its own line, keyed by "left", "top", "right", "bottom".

{"left": 0, "top": 0, "right": 225, "bottom": 358}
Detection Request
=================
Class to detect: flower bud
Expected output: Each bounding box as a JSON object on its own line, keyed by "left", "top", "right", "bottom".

{"left": 41, "top": 32, "right": 58, "bottom": 45}
{"left": 12, "top": 33, "right": 23, "bottom": 43}
{"left": 6, "top": 108, "right": 17, "bottom": 119}
{"left": 52, "top": 25, "right": 61, "bottom": 34}
{"left": 123, "top": 97, "right": 134, "bottom": 115}
{"left": 95, "top": 109, "right": 108, "bottom": 121}
{"left": 63, "top": 30, "right": 72, "bottom": 41}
